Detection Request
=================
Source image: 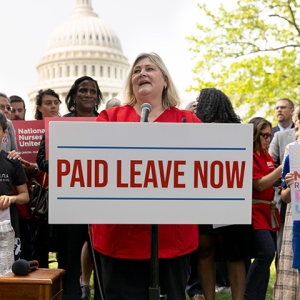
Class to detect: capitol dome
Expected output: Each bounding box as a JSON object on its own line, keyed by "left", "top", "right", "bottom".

{"left": 28, "top": 0, "right": 130, "bottom": 117}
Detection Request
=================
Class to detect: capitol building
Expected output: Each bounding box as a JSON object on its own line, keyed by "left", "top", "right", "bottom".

{"left": 28, "top": 0, "right": 130, "bottom": 116}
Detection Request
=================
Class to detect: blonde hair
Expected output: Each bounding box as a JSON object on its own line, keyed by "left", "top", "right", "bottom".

{"left": 124, "top": 52, "right": 180, "bottom": 109}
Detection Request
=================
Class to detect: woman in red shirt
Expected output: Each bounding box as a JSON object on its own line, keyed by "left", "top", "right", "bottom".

{"left": 91, "top": 52, "right": 200, "bottom": 300}
{"left": 244, "top": 117, "right": 282, "bottom": 300}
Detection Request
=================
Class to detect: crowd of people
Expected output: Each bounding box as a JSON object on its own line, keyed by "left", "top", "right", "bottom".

{"left": 0, "top": 52, "right": 299, "bottom": 300}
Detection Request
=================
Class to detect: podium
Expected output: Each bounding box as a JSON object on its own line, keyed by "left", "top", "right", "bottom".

{"left": 0, "top": 268, "right": 65, "bottom": 300}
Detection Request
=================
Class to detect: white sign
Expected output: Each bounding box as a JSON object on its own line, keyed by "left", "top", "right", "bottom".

{"left": 49, "top": 122, "right": 253, "bottom": 224}
{"left": 288, "top": 144, "right": 300, "bottom": 221}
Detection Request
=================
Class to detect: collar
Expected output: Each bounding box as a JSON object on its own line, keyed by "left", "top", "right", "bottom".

{"left": 278, "top": 123, "right": 293, "bottom": 131}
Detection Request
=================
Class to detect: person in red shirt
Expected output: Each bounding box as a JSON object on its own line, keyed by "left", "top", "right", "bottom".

{"left": 244, "top": 117, "right": 282, "bottom": 300}
{"left": 91, "top": 52, "right": 201, "bottom": 300}
{"left": 195, "top": 88, "right": 252, "bottom": 300}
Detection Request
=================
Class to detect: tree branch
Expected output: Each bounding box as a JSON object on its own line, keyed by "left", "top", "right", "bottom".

{"left": 234, "top": 43, "right": 300, "bottom": 57}
{"left": 287, "top": 0, "right": 300, "bottom": 36}
{"left": 269, "top": 14, "right": 295, "bottom": 26}
{"left": 269, "top": 1, "right": 300, "bottom": 36}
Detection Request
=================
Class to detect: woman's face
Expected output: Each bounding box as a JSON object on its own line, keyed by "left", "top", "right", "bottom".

{"left": 38, "top": 95, "right": 60, "bottom": 119}
{"left": 259, "top": 125, "right": 272, "bottom": 150}
{"left": 131, "top": 57, "right": 166, "bottom": 102}
{"left": 74, "top": 80, "right": 97, "bottom": 113}
{"left": 0, "top": 96, "right": 11, "bottom": 119}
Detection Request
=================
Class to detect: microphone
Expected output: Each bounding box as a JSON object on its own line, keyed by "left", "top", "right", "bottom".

{"left": 140, "top": 103, "right": 152, "bottom": 122}
{"left": 12, "top": 259, "right": 39, "bottom": 276}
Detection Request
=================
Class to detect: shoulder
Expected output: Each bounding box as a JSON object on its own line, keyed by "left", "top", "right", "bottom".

{"left": 63, "top": 112, "right": 74, "bottom": 117}
{"left": 253, "top": 152, "right": 259, "bottom": 161}
{"left": 96, "top": 106, "right": 135, "bottom": 122}
{"left": 6, "top": 119, "right": 15, "bottom": 133}
{"left": 276, "top": 128, "right": 293, "bottom": 137}
{"left": 273, "top": 129, "right": 295, "bottom": 144}
{"left": 0, "top": 150, "right": 8, "bottom": 160}
{"left": 168, "top": 108, "right": 201, "bottom": 123}
{"left": 253, "top": 151, "right": 273, "bottom": 165}
{"left": 63, "top": 112, "right": 75, "bottom": 117}
{"left": 272, "top": 125, "right": 279, "bottom": 134}
{"left": 179, "top": 109, "right": 201, "bottom": 122}
{"left": 253, "top": 152, "right": 264, "bottom": 164}
{"left": 0, "top": 151, "right": 21, "bottom": 168}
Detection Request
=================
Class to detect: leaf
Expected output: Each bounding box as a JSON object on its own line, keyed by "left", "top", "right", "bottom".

{"left": 187, "top": 0, "right": 300, "bottom": 123}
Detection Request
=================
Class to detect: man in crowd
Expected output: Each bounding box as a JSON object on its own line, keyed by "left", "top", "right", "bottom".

{"left": 269, "top": 100, "right": 299, "bottom": 262}
{"left": 9, "top": 95, "right": 26, "bottom": 121}
{"left": 271, "top": 98, "right": 294, "bottom": 141}
{"left": 9, "top": 94, "right": 41, "bottom": 261}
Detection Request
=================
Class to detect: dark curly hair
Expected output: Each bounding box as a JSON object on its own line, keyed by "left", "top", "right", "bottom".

{"left": 35, "top": 89, "right": 61, "bottom": 120}
{"left": 65, "top": 76, "right": 103, "bottom": 114}
{"left": 195, "top": 88, "right": 241, "bottom": 123}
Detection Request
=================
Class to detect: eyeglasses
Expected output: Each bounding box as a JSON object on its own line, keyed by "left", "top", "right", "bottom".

{"left": 0, "top": 104, "right": 12, "bottom": 111}
{"left": 260, "top": 133, "right": 272, "bottom": 139}
{"left": 275, "top": 106, "right": 292, "bottom": 110}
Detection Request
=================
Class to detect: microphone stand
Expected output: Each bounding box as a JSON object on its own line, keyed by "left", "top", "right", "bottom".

{"left": 139, "top": 108, "right": 166, "bottom": 300}
{"left": 149, "top": 224, "right": 166, "bottom": 300}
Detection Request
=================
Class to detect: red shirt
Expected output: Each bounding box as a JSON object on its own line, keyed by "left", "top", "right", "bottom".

{"left": 91, "top": 105, "right": 201, "bottom": 259}
{"left": 252, "top": 151, "right": 280, "bottom": 231}
{"left": 97, "top": 105, "right": 201, "bottom": 123}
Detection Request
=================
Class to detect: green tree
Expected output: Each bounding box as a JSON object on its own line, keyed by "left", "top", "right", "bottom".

{"left": 187, "top": 0, "right": 300, "bottom": 121}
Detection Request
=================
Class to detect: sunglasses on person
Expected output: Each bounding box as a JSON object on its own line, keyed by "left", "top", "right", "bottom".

{"left": 260, "top": 133, "right": 272, "bottom": 139}
{"left": 0, "top": 104, "right": 12, "bottom": 111}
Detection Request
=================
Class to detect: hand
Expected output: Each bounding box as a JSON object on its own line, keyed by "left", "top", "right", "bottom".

{"left": 285, "top": 172, "right": 294, "bottom": 188}
{"left": 7, "top": 150, "right": 21, "bottom": 160}
{"left": 21, "top": 159, "right": 38, "bottom": 176}
{"left": 0, "top": 195, "right": 15, "bottom": 210}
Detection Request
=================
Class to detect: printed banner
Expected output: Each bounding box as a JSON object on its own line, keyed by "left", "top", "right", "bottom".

{"left": 49, "top": 122, "right": 253, "bottom": 224}
{"left": 11, "top": 120, "right": 44, "bottom": 163}
{"left": 288, "top": 144, "right": 300, "bottom": 221}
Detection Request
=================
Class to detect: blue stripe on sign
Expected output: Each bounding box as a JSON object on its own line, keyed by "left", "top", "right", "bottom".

{"left": 57, "top": 146, "right": 246, "bottom": 150}
{"left": 57, "top": 197, "right": 245, "bottom": 201}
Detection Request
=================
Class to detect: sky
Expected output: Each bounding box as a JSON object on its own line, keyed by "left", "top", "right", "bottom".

{"left": 0, "top": 0, "right": 235, "bottom": 111}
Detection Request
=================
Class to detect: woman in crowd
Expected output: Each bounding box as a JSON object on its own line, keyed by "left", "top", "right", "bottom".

{"left": 195, "top": 88, "right": 253, "bottom": 300}
{"left": 280, "top": 116, "right": 300, "bottom": 300}
{"left": 274, "top": 107, "right": 300, "bottom": 299}
{"left": 37, "top": 76, "right": 102, "bottom": 300}
{"left": 35, "top": 89, "right": 61, "bottom": 120}
{"left": 244, "top": 117, "right": 282, "bottom": 300}
{"left": 91, "top": 52, "right": 201, "bottom": 300}
{"left": 64, "top": 75, "right": 102, "bottom": 300}
{"left": 33, "top": 89, "right": 61, "bottom": 268}
{"left": 0, "top": 93, "right": 18, "bottom": 152}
